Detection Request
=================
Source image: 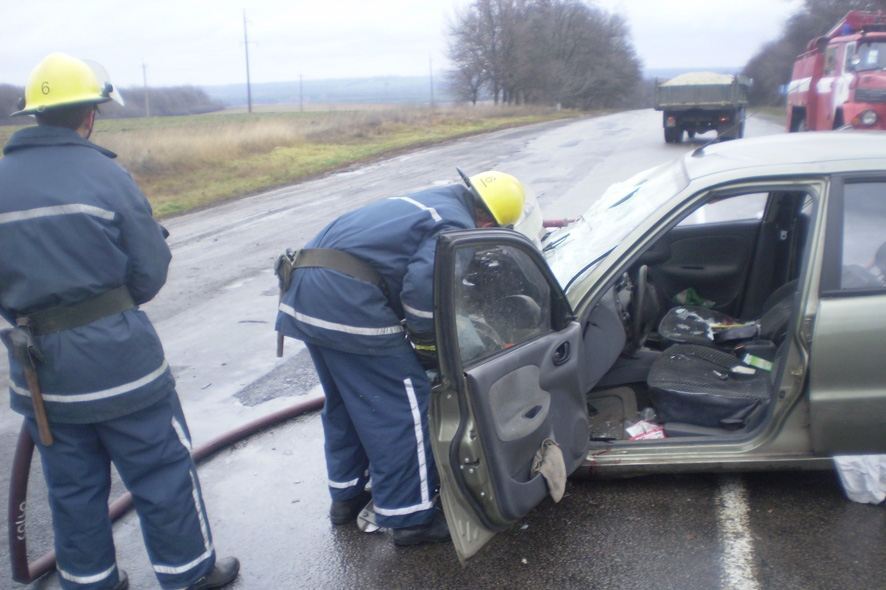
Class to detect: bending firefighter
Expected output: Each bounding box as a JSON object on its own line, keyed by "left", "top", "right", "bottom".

{"left": 0, "top": 53, "right": 239, "bottom": 590}
{"left": 275, "top": 170, "right": 526, "bottom": 545}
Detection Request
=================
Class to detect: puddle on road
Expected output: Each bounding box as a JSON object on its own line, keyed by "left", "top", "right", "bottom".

{"left": 235, "top": 347, "right": 319, "bottom": 406}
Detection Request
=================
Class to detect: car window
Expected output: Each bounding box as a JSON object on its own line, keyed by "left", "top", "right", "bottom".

{"left": 453, "top": 244, "right": 552, "bottom": 365}
{"left": 840, "top": 181, "right": 886, "bottom": 290}
{"left": 679, "top": 192, "right": 768, "bottom": 226}
{"left": 824, "top": 45, "right": 838, "bottom": 75}
{"left": 845, "top": 41, "right": 857, "bottom": 70}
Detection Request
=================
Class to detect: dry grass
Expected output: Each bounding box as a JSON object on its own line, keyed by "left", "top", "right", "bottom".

{"left": 0, "top": 105, "right": 577, "bottom": 217}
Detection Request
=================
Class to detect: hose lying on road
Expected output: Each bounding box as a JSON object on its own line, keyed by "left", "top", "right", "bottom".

{"left": 7, "top": 395, "right": 325, "bottom": 584}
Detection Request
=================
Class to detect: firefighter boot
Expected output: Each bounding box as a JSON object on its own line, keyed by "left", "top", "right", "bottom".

{"left": 392, "top": 509, "right": 450, "bottom": 547}
{"left": 330, "top": 490, "right": 371, "bottom": 525}
{"left": 186, "top": 557, "right": 240, "bottom": 590}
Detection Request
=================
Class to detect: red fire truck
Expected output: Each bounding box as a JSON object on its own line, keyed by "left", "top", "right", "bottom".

{"left": 787, "top": 11, "right": 886, "bottom": 131}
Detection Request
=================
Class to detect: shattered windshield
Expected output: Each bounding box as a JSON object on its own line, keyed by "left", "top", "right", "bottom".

{"left": 544, "top": 159, "right": 688, "bottom": 292}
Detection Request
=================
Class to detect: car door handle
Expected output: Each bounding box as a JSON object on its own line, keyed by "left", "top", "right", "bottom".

{"left": 552, "top": 342, "right": 571, "bottom": 366}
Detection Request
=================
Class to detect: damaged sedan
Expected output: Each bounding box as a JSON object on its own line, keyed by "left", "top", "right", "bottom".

{"left": 428, "top": 132, "right": 886, "bottom": 560}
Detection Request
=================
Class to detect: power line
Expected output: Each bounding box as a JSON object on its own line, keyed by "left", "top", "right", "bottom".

{"left": 142, "top": 62, "right": 151, "bottom": 117}
{"left": 243, "top": 9, "right": 253, "bottom": 113}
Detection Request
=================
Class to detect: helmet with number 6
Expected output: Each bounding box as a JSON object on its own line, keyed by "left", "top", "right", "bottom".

{"left": 12, "top": 52, "right": 124, "bottom": 116}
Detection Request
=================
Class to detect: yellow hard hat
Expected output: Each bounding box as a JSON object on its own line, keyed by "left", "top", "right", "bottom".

{"left": 12, "top": 52, "right": 124, "bottom": 116}
{"left": 458, "top": 169, "right": 526, "bottom": 226}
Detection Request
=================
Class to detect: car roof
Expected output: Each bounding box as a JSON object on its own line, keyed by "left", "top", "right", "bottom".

{"left": 684, "top": 132, "right": 886, "bottom": 181}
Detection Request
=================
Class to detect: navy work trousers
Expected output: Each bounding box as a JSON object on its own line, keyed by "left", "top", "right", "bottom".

{"left": 26, "top": 393, "right": 215, "bottom": 590}
{"left": 307, "top": 341, "right": 439, "bottom": 529}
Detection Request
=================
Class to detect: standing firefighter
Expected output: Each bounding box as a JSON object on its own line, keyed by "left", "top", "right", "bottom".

{"left": 275, "top": 170, "right": 525, "bottom": 545}
{"left": 0, "top": 53, "right": 239, "bottom": 590}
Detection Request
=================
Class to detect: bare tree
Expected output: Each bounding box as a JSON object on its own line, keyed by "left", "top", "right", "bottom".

{"left": 448, "top": 0, "right": 642, "bottom": 109}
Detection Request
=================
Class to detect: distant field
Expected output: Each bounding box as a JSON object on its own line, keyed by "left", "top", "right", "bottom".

{"left": 0, "top": 105, "right": 578, "bottom": 218}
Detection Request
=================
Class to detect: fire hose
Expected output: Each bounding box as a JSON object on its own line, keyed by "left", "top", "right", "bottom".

{"left": 7, "top": 395, "right": 324, "bottom": 584}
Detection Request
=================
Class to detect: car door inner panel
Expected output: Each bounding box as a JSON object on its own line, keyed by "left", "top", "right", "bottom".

{"left": 462, "top": 320, "right": 586, "bottom": 524}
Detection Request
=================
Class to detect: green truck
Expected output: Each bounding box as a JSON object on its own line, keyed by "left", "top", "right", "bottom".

{"left": 654, "top": 72, "right": 751, "bottom": 143}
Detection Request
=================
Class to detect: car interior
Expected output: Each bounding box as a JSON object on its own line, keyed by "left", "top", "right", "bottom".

{"left": 580, "top": 188, "right": 816, "bottom": 443}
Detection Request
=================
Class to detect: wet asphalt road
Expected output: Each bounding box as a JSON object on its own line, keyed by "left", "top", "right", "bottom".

{"left": 2, "top": 110, "right": 884, "bottom": 589}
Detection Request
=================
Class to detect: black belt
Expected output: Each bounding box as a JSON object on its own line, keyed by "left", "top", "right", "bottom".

{"left": 17, "top": 286, "right": 136, "bottom": 336}
{"left": 292, "top": 248, "right": 384, "bottom": 286}
{"left": 276, "top": 248, "right": 387, "bottom": 293}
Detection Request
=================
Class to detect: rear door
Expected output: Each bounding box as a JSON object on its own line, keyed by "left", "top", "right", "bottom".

{"left": 810, "top": 175, "right": 886, "bottom": 453}
{"left": 430, "top": 229, "right": 587, "bottom": 561}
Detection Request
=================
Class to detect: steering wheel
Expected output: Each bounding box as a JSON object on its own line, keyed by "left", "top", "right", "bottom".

{"left": 628, "top": 265, "right": 649, "bottom": 353}
{"left": 471, "top": 316, "right": 506, "bottom": 350}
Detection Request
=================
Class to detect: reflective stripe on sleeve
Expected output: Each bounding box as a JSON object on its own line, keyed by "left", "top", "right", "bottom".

{"left": 403, "top": 302, "right": 433, "bottom": 320}
{"left": 57, "top": 563, "right": 117, "bottom": 585}
{"left": 10, "top": 360, "right": 169, "bottom": 403}
{"left": 0, "top": 203, "right": 115, "bottom": 226}
{"left": 389, "top": 197, "right": 442, "bottom": 223}
{"left": 279, "top": 304, "right": 403, "bottom": 336}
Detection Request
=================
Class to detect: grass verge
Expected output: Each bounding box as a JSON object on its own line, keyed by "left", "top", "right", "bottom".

{"left": 1, "top": 106, "right": 578, "bottom": 218}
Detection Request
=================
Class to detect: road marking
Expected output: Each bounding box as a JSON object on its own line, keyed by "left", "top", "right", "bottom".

{"left": 716, "top": 475, "right": 760, "bottom": 590}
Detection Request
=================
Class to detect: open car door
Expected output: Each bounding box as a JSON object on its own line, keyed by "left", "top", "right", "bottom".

{"left": 430, "top": 229, "right": 588, "bottom": 562}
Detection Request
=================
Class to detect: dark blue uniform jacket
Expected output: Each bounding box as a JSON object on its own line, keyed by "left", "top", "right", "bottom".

{"left": 276, "top": 184, "right": 476, "bottom": 354}
{"left": 0, "top": 126, "right": 174, "bottom": 423}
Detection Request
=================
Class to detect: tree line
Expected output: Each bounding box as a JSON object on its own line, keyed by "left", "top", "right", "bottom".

{"left": 743, "top": 0, "right": 886, "bottom": 106}
{"left": 447, "top": 0, "right": 642, "bottom": 109}
{"left": 0, "top": 85, "right": 223, "bottom": 125}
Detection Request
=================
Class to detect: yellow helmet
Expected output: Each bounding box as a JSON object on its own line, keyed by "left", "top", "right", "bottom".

{"left": 458, "top": 169, "right": 526, "bottom": 226}
{"left": 12, "top": 52, "right": 124, "bottom": 116}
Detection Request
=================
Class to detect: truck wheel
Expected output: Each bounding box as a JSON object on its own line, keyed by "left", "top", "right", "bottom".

{"left": 687, "top": 130, "right": 696, "bottom": 139}
{"left": 673, "top": 128, "right": 683, "bottom": 143}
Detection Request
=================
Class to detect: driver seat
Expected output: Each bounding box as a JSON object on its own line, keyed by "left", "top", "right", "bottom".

{"left": 646, "top": 343, "right": 782, "bottom": 430}
{"left": 657, "top": 280, "right": 797, "bottom": 347}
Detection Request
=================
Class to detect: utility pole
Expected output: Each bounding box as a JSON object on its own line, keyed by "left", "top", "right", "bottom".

{"left": 142, "top": 62, "right": 151, "bottom": 118}
{"left": 429, "top": 55, "right": 435, "bottom": 108}
{"left": 243, "top": 9, "right": 253, "bottom": 113}
{"left": 299, "top": 74, "right": 303, "bottom": 112}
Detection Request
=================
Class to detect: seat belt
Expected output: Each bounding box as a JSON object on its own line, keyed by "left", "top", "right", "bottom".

{"left": 274, "top": 248, "right": 391, "bottom": 357}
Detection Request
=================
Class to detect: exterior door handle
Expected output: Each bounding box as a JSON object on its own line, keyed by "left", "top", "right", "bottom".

{"left": 553, "top": 342, "right": 571, "bottom": 366}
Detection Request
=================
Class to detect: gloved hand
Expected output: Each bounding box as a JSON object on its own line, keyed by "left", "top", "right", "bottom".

{"left": 409, "top": 331, "right": 438, "bottom": 370}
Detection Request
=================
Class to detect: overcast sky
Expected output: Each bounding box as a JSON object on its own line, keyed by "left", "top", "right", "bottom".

{"left": 2, "top": 0, "right": 802, "bottom": 88}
